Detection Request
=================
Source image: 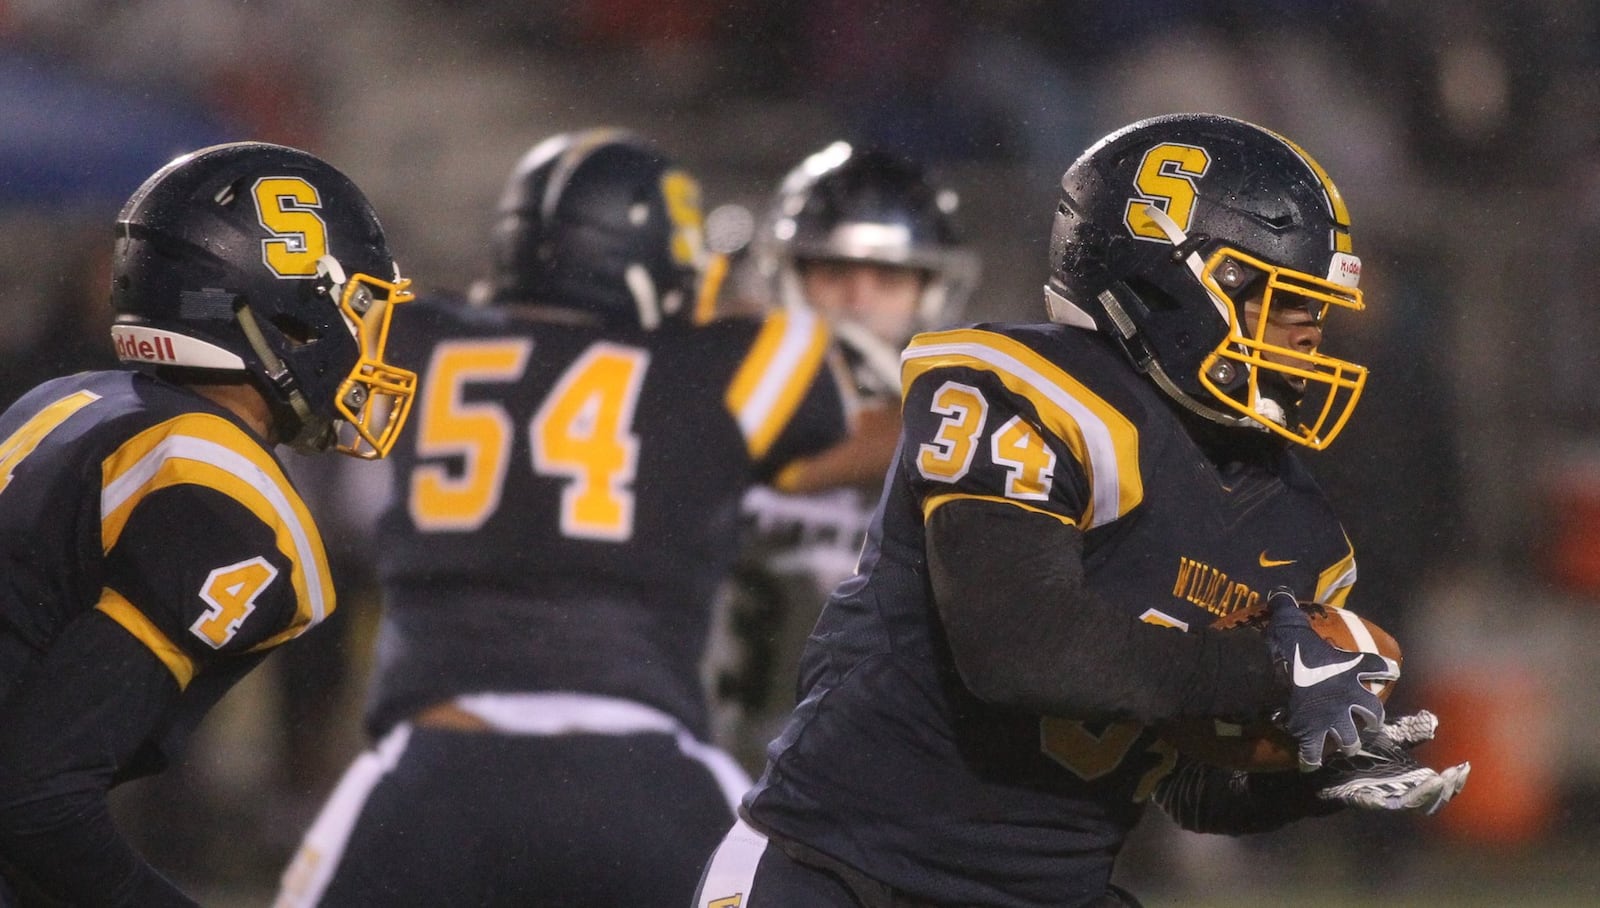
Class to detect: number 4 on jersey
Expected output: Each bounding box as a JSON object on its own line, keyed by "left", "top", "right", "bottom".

{"left": 190, "top": 556, "right": 279, "bottom": 648}
{"left": 531, "top": 343, "right": 648, "bottom": 541}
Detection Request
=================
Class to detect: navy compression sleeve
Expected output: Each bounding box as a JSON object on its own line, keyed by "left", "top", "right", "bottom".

{"left": 1153, "top": 756, "right": 1340, "bottom": 834}
{"left": 0, "top": 610, "right": 198, "bottom": 907}
{"left": 925, "top": 497, "right": 1287, "bottom": 725}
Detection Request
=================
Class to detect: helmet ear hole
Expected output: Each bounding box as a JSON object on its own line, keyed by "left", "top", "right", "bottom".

{"left": 270, "top": 313, "right": 317, "bottom": 346}
{"left": 1118, "top": 277, "right": 1167, "bottom": 315}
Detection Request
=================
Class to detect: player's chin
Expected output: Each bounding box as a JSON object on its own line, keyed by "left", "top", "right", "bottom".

{"left": 1262, "top": 368, "right": 1307, "bottom": 395}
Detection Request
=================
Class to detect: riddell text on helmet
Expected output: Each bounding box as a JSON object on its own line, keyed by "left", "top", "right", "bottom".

{"left": 112, "top": 330, "right": 178, "bottom": 363}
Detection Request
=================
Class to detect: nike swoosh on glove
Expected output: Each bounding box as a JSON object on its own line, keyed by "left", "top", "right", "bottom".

{"left": 1313, "top": 710, "right": 1471, "bottom": 814}
{"left": 1262, "top": 587, "right": 1398, "bottom": 772}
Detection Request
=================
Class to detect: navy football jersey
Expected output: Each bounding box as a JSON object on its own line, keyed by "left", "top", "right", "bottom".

{"left": 744, "top": 324, "right": 1355, "bottom": 907}
{"left": 365, "top": 299, "right": 852, "bottom": 739}
{"left": 0, "top": 370, "right": 334, "bottom": 772}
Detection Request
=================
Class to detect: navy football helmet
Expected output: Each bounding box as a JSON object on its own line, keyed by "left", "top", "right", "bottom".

{"left": 758, "top": 142, "right": 976, "bottom": 343}
{"left": 479, "top": 128, "right": 715, "bottom": 329}
{"left": 1046, "top": 113, "right": 1367, "bottom": 450}
{"left": 111, "top": 142, "right": 415, "bottom": 458}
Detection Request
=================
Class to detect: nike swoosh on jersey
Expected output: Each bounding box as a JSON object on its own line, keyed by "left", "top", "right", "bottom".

{"left": 1258, "top": 551, "right": 1297, "bottom": 567}
{"left": 1292, "top": 645, "right": 1366, "bottom": 687}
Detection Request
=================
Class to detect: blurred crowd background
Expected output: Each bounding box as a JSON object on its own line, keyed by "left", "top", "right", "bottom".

{"left": 6, "top": 1, "right": 1600, "bottom": 904}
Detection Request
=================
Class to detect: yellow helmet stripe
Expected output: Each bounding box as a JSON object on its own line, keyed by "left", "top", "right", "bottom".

{"left": 901, "top": 328, "right": 1142, "bottom": 527}
{"left": 1262, "top": 128, "right": 1354, "bottom": 254}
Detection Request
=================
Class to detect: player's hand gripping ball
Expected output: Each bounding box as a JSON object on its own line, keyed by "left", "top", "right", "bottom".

{"left": 1160, "top": 599, "right": 1402, "bottom": 772}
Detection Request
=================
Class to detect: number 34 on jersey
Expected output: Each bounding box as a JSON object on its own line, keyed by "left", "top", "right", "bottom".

{"left": 916, "top": 379, "right": 1057, "bottom": 501}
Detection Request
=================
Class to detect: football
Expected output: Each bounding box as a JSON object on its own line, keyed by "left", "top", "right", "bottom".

{"left": 1158, "top": 599, "right": 1402, "bottom": 772}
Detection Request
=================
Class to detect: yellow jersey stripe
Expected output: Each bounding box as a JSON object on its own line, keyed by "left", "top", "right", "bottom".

{"left": 100, "top": 414, "right": 333, "bottom": 634}
{"left": 922, "top": 491, "right": 1078, "bottom": 526}
{"left": 1314, "top": 536, "right": 1357, "bottom": 608}
{"left": 769, "top": 460, "right": 807, "bottom": 494}
{"left": 0, "top": 390, "right": 100, "bottom": 494}
{"left": 901, "top": 328, "right": 1142, "bottom": 528}
{"left": 726, "top": 308, "right": 831, "bottom": 459}
{"left": 98, "top": 587, "right": 196, "bottom": 689}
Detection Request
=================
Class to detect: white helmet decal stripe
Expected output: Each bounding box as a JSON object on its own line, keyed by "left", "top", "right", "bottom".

{"left": 112, "top": 325, "right": 247, "bottom": 370}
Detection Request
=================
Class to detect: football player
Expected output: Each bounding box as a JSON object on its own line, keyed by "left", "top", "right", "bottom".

{"left": 714, "top": 143, "right": 976, "bottom": 770}
{"left": 0, "top": 142, "right": 416, "bottom": 906}
{"left": 275, "top": 129, "right": 868, "bottom": 907}
{"left": 755, "top": 141, "right": 978, "bottom": 399}
{"left": 693, "top": 114, "right": 1469, "bottom": 908}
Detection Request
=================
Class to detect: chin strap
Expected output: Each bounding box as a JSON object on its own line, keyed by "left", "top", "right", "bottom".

{"left": 1253, "top": 395, "right": 1289, "bottom": 429}
{"left": 1078, "top": 281, "right": 1261, "bottom": 433}
{"left": 234, "top": 303, "right": 333, "bottom": 451}
{"left": 624, "top": 264, "right": 663, "bottom": 330}
{"left": 830, "top": 318, "right": 905, "bottom": 397}
{"left": 1145, "top": 359, "right": 1263, "bottom": 431}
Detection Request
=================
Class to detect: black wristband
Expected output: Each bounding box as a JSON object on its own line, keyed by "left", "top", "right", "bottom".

{"left": 1185, "top": 625, "right": 1291, "bottom": 722}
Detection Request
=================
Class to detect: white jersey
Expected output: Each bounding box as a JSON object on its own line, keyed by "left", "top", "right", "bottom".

{"left": 739, "top": 484, "right": 874, "bottom": 593}
{"left": 708, "top": 322, "right": 901, "bottom": 773}
{"left": 710, "top": 474, "right": 882, "bottom": 774}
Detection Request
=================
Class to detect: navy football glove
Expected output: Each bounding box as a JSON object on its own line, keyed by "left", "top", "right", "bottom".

{"left": 1313, "top": 710, "right": 1471, "bottom": 814}
{"left": 1263, "top": 588, "right": 1397, "bottom": 772}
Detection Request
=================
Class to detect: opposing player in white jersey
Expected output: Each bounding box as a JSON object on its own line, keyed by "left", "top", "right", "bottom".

{"left": 713, "top": 143, "right": 977, "bottom": 770}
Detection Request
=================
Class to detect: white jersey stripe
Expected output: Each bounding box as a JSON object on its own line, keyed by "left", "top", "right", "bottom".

{"left": 694, "top": 817, "right": 769, "bottom": 908}
{"left": 100, "top": 433, "right": 330, "bottom": 624}
{"left": 454, "top": 691, "right": 753, "bottom": 808}
{"left": 273, "top": 724, "right": 413, "bottom": 908}
{"left": 733, "top": 307, "right": 821, "bottom": 444}
{"left": 1317, "top": 560, "right": 1358, "bottom": 604}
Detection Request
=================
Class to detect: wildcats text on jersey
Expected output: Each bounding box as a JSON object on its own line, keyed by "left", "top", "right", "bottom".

{"left": 1171, "top": 555, "right": 1262, "bottom": 619}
